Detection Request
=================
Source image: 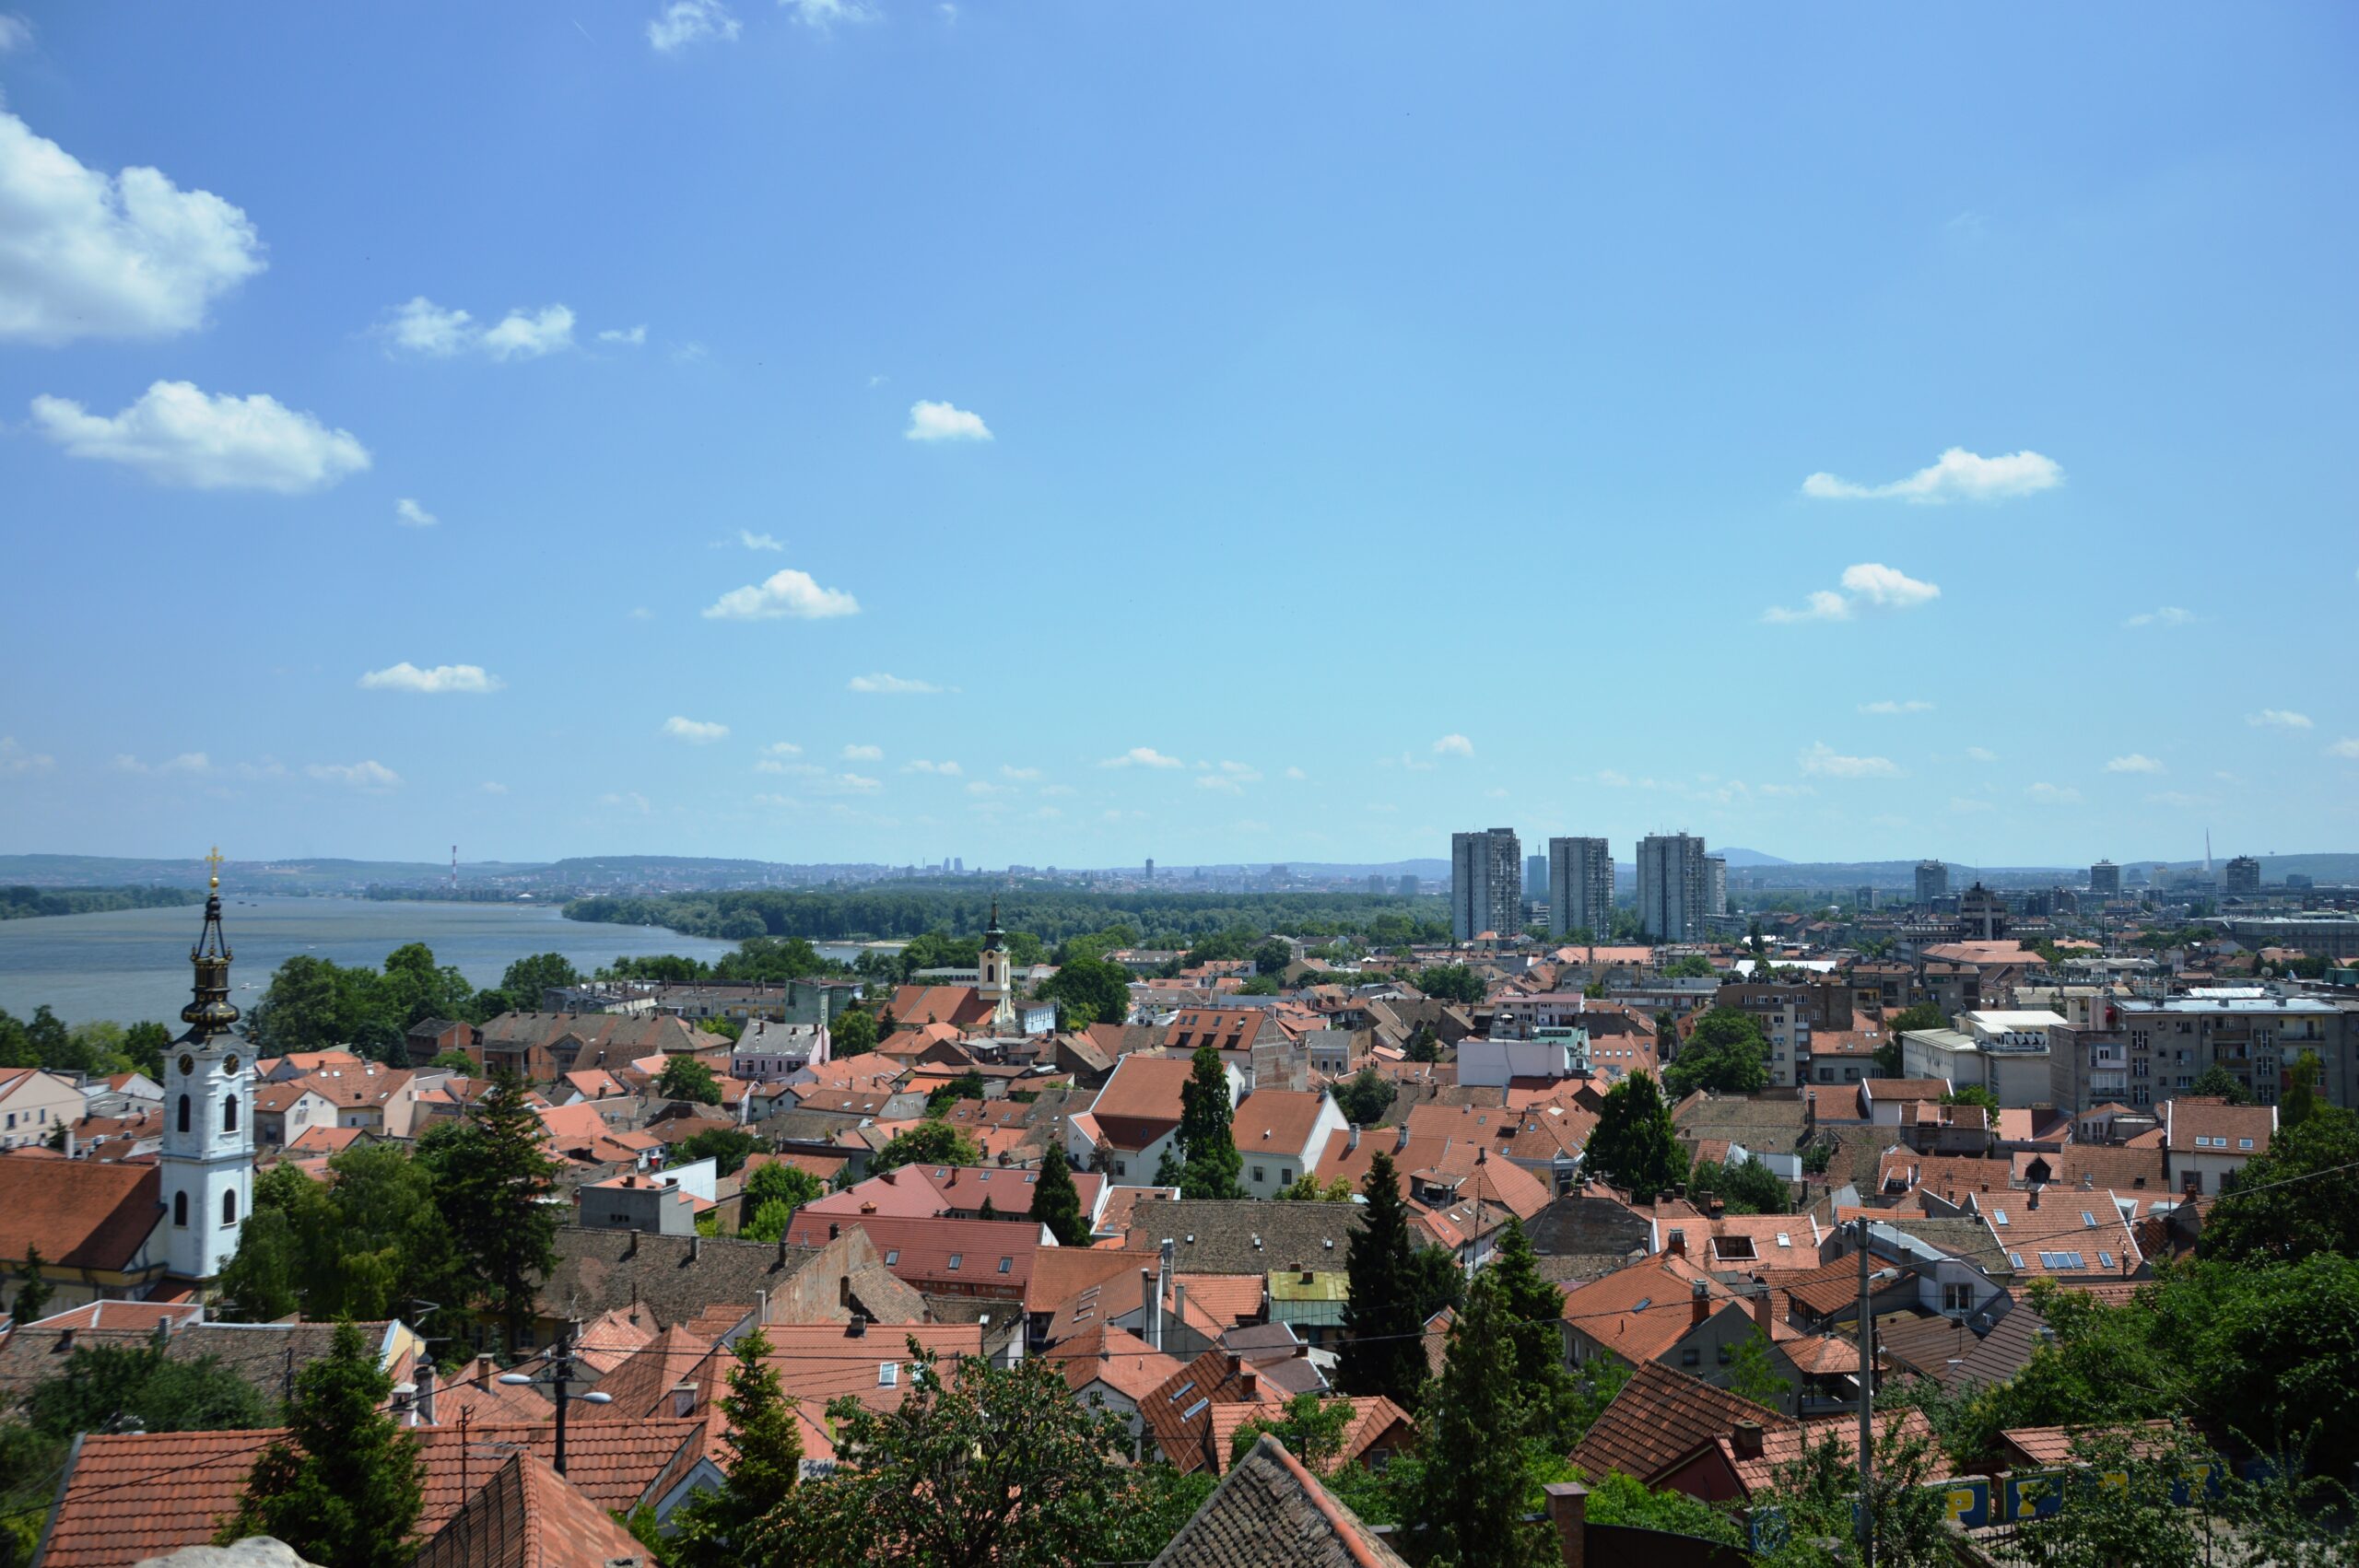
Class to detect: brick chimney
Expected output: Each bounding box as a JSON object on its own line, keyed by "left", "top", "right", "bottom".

{"left": 1731, "top": 1420, "right": 1765, "bottom": 1459}
{"left": 1238, "top": 1365, "right": 1258, "bottom": 1400}
{"left": 1690, "top": 1279, "right": 1711, "bottom": 1328}
{"left": 416, "top": 1362, "right": 438, "bottom": 1427}
{"left": 1665, "top": 1226, "right": 1686, "bottom": 1258}
{"left": 1347, "top": 1125, "right": 1360, "bottom": 1152}
{"left": 1543, "top": 1482, "right": 1589, "bottom": 1568}
{"left": 2027, "top": 1186, "right": 2041, "bottom": 1211}
{"left": 1754, "top": 1286, "right": 1775, "bottom": 1337}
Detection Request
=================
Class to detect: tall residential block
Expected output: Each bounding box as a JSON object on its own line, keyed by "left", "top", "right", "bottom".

{"left": 2089, "top": 860, "right": 2121, "bottom": 897}
{"left": 1525, "top": 854, "right": 1549, "bottom": 906}
{"left": 1635, "top": 833, "right": 1708, "bottom": 942}
{"left": 1914, "top": 859, "right": 1950, "bottom": 907}
{"left": 1450, "top": 828, "right": 1522, "bottom": 942}
{"left": 2222, "top": 856, "right": 2262, "bottom": 896}
{"left": 1547, "top": 837, "right": 1614, "bottom": 940}
{"left": 1705, "top": 856, "right": 1728, "bottom": 919}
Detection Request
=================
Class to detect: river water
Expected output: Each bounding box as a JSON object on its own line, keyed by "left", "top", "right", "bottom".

{"left": 0, "top": 896, "right": 769, "bottom": 1026}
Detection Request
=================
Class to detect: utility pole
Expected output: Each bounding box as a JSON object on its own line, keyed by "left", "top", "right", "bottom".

{"left": 1856, "top": 1217, "right": 1875, "bottom": 1568}
{"left": 499, "top": 1317, "right": 610, "bottom": 1475}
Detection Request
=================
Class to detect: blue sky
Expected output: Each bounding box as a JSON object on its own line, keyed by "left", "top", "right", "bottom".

{"left": 3, "top": 3, "right": 2354, "bottom": 870}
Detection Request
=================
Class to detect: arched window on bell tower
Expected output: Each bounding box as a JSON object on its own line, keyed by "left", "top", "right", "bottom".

{"left": 224, "top": 1094, "right": 238, "bottom": 1134}
{"left": 178, "top": 1094, "right": 192, "bottom": 1134}
{"left": 222, "top": 1190, "right": 237, "bottom": 1226}
{"left": 174, "top": 1191, "right": 189, "bottom": 1227}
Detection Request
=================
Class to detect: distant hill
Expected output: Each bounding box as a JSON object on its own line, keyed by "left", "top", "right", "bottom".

{"left": 0, "top": 853, "right": 548, "bottom": 891}
{"left": 1714, "top": 847, "right": 1791, "bottom": 868}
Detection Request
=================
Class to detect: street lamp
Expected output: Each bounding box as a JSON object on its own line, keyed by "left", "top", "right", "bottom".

{"left": 496, "top": 1322, "right": 610, "bottom": 1475}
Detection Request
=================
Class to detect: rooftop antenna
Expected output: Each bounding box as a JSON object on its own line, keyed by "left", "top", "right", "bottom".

{"left": 450, "top": 845, "right": 459, "bottom": 894}
{"left": 2204, "top": 829, "right": 2212, "bottom": 877}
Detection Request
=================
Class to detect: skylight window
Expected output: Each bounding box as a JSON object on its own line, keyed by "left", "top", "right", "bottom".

{"left": 946, "top": 1254, "right": 962, "bottom": 1270}
{"left": 884, "top": 1249, "right": 899, "bottom": 1266}
{"left": 879, "top": 1363, "right": 898, "bottom": 1387}
{"left": 1991, "top": 1210, "right": 2010, "bottom": 1225}
{"left": 2097, "top": 1251, "right": 2115, "bottom": 1269}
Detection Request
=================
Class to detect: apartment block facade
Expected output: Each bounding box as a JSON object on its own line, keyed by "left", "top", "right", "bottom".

{"left": 1449, "top": 828, "right": 1522, "bottom": 942}
{"left": 1547, "top": 837, "right": 1614, "bottom": 941}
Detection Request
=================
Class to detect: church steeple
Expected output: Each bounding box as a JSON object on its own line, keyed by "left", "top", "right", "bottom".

{"left": 977, "top": 898, "right": 1013, "bottom": 1028}
{"left": 160, "top": 848, "right": 254, "bottom": 1284}
{"left": 981, "top": 899, "right": 1005, "bottom": 953}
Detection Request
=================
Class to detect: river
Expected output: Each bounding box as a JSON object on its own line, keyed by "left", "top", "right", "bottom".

{"left": 0, "top": 896, "right": 793, "bottom": 1026}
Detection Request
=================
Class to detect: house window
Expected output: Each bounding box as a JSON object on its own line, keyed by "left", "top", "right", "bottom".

{"left": 879, "top": 1363, "right": 898, "bottom": 1387}
{"left": 1681, "top": 1347, "right": 1700, "bottom": 1367}
{"left": 885, "top": 1250, "right": 899, "bottom": 1266}
{"left": 174, "top": 1191, "right": 189, "bottom": 1227}
{"left": 1281, "top": 1170, "right": 1293, "bottom": 1185}
{"left": 1717, "top": 1343, "right": 1733, "bottom": 1364}
{"left": 1942, "top": 1283, "right": 1973, "bottom": 1312}
{"left": 998, "top": 1257, "right": 1013, "bottom": 1273}
{"left": 1252, "top": 1166, "right": 1265, "bottom": 1184}
{"left": 947, "top": 1254, "right": 962, "bottom": 1270}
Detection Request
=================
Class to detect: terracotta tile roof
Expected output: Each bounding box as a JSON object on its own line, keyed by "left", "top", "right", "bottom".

{"left": 1025, "top": 1245, "right": 1161, "bottom": 1315}
{"left": 2000, "top": 1420, "right": 2182, "bottom": 1468}
{"left": 21, "top": 1299, "right": 201, "bottom": 1334}
{"left": 1713, "top": 1409, "right": 1951, "bottom": 1496}
{"left": 1197, "top": 1396, "right": 1411, "bottom": 1477}
{"left": 747, "top": 1321, "right": 984, "bottom": 1416}
{"left": 780, "top": 1212, "right": 1044, "bottom": 1293}
{"left": 1175, "top": 1273, "right": 1264, "bottom": 1327}
{"left": 0, "top": 1159, "right": 158, "bottom": 1272}
{"left": 1231, "top": 1090, "right": 1332, "bottom": 1159}
{"left": 1045, "top": 1324, "right": 1186, "bottom": 1400}
{"left": 287, "top": 1124, "right": 368, "bottom": 1155}
{"left": 1150, "top": 1432, "right": 1410, "bottom": 1568}
{"left": 1556, "top": 1253, "right": 1741, "bottom": 1364}
{"left": 887, "top": 984, "right": 997, "bottom": 1029}
{"left": 1568, "top": 1359, "right": 1796, "bottom": 1483}
{"left": 411, "top": 1449, "right": 649, "bottom": 1568}
{"left": 296, "top": 1062, "right": 414, "bottom": 1109}
{"left": 1093, "top": 1055, "right": 1200, "bottom": 1125}
{"left": 573, "top": 1322, "right": 720, "bottom": 1421}
{"left": 2014, "top": 1144, "right": 2167, "bottom": 1192}
{"left": 41, "top": 1419, "right": 702, "bottom": 1568}
{"left": 2162, "top": 1098, "right": 2277, "bottom": 1156}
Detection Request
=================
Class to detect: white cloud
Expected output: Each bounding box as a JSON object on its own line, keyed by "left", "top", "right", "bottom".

{"left": 381, "top": 297, "right": 575, "bottom": 359}
{"left": 762, "top": 742, "right": 803, "bottom": 756}
{"left": 703, "top": 568, "right": 860, "bottom": 620}
{"left": 1763, "top": 590, "right": 1852, "bottom": 625}
{"left": 846, "top": 673, "right": 947, "bottom": 695}
{"left": 1217, "top": 761, "right": 1262, "bottom": 780}
{"left": 663, "top": 716, "right": 730, "bottom": 743}
{"left": 757, "top": 759, "right": 821, "bottom": 777}
{"left": 736, "top": 530, "right": 782, "bottom": 551}
{"left": 1431, "top": 733, "right": 1474, "bottom": 757}
{"left": 1799, "top": 742, "right": 1903, "bottom": 779}
{"left": 905, "top": 400, "right": 992, "bottom": 441}
{"left": 2247, "top": 709, "right": 2312, "bottom": 730}
{"left": 479, "top": 304, "right": 575, "bottom": 360}
{"left": 1000, "top": 765, "right": 1041, "bottom": 780}
{"left": 115, "top": 752, "right": 211, "bottom": 776}
{"left": 1840, "top": 562, "right": 1942, "bottom": 608}
{"left": 30, "top": 380, "right": 370, "bottom": 493}
{"left": 2123, "top": 606, "right": 2196, "bottom": 629}
{"left": 598, "top": 324, "right": 650, "bottom": 345}
{"left": 1100, "top": 746, "right": 1183, "bottom": 769}
{"left": 1859, "top": 699, "right": 1934, "bottom": 716}
{"left": 784, "top": 0, "right": 875, "bottom": 27}
{"left": 842, "top": 743, "right": 884, "bottom": 762}
{"left": 1283, "top": 766, "right": 1308, "bottom": 781}
{"left": 0, "top": 107, "right": 264, "bottom": 345}
{"left": 836, "top": 772, "right": 881, "bottom": 793}
{"left": 307, "top": 760, "right": 402, "bottom": 790}
{"left": 628, "top": 606, "right": 653, "bottom": 621}
{"left": 480, "top": 781, "right": 508, "bottom": 794}
{"left": 649, "top": 0, "right": 742, "bottom": 51}
{"left": 2104, "top": 754, "right": 2165, "bottom": 774}
{"left": 1039, "top": 783, "right": 1076, "bottom": 797}
{"left": 2328, "top": 739, "right": 2359, "bottom": 760}
{"left": 1966, "top": 746, "right": 1999, "bottom": 763}
{"left": 1802, "top": 447, "right": 2062, "bottom": 504}
{"left": 904, "top": 759, "right": 961, "bottom": 775}
{"left": 2025, "top": 781, "right": 2083, "bottom": 805}
{"left": 1197, "top": 775, "right": 1245, "bottom": 794}
{"left": 0, "top": 16, "right": 31, "bottom": 52}
{"left": 358, "top": 661, "right": 503, "bottom": 695}
{"left": 394, "top": 497, "right": 438, "bottom": 528}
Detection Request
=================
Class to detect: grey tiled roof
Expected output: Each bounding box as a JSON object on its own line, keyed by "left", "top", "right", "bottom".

{"left": 1125, "top": 1199, "right": 1365, "bottom": 1276}
{"left": 1150, "top": 1433, "right": 1409, "bottom": 1568}
{"left": 539, "top": 1225, "right": 821, "bottom": 1328}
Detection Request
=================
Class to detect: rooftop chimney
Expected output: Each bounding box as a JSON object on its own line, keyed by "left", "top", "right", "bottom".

{"left": 1543, "top": 1481, "right": 1589, "bottom": 1568}
{"left": 1754, "top": 1286, "right": 1774, "bottom": 1337}
{"left": 1665, "top": 1227, "right": 1686, "bottom": 1258}
{"left": 1731, "top": 1421, "right": 1765, "bottom": 1459}
{"left": 2028, "top": 1187, "right": 2041, "bottom": 1211}
{"left": 417, "top": 1362, "right": 438, "bottom": 1428}
{"left": 1690, "top": 1279, "right": 1711, "bottom": 1328}
{"left": 671, "top": 1379, "right": 697, "bottom": 1418}
{"left": 1238, "top": 1365, "right": 1258, "bottom": 1400}
{"left": 1347, "top": 1125, "right": 1360, "bottom": 1153}
{"left": 1142, "top": 1268, "right": 1162, "bottom": 1352}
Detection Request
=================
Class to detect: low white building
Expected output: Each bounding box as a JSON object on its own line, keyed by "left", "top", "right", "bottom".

{"left": 1900, "top": 1012, "right": 2061, "bottom": 1109}
{"left": 1458, "top": 1036, "right": 1581, "bottom": 1089}
{"left": 0, "top": 1069, "right": 84, "bottom": 1152}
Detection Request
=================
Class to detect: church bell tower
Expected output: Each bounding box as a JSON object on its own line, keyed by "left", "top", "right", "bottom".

{"left": 158, "top": 850, "right": 255, "bottom": 1283}
{"left": 978, "top": 899, "right": 1014, "bottom": 1030}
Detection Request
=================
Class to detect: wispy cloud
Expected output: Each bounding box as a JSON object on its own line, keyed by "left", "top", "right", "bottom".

{"left": 1100, "top": 747, "right": 1183, "bottom": 769}
{"left": 1431, "top": 734, "right": 1473, "bottom": 757}
{"left": 663, "top": 716, "right": 730, "bottom": 743}
{"left": 358, "top": 661, "right": 503, "bottom": 695}
{"left": 999, "top": 766, "right": 1041, "bottom": 780}
{"left": 2123, "top": 606, "right": 2195, "bottom": 629}
{"left": 904, "top": 759, "right": 960, "bottom": 775}
{"left": 600, "top": 790, "right": 651, "bottom": 814}
{"left": 597, "top": 324, "right": 650, "bottom": 345}
{"left": 2104, "top": 754, "right": 2165, "bottom": 774}
{"left": 762, "top": 742, "right": 803, "bottom": 756}
{"left": 1765, "top": 563, "right": 1940, "bottom": 625}
{"left": 394, "top": 497, "right": 438, "bottom": 528}
{"left": 1859, "top": 699, "right": 1934, "bottom": 716}
{"left": 648, "top": 0, "right": 741, "bottom": 51}
{"left": 841, "top": 743, "right": 883, "bottom": 762}
{"left": 905, "top": 400, "right": 992, "bottom": 441}
{"left": 1799, "top": 742, "right": 1903, "bottom": 779}
{"left": 2025, "top": 781, "right": 2083, "bottom": 805}
{"left": 31, "top": 380, "right": 369, "bottom": 493}
{"left": 1762, "top": 591, "right": 1851, "bottom": 625}
{"left": 113, "top": 752, "right": 211, "bottom": 776}
{"left": 308, "top": 760, "right": 402, "bottom": 790}
{"left": 735, "top": 530, "right": 782, "bottom": 551}
{"left": 1196, "top": 774, "right": 1246, "bottom": 794}
{"left": 381, "top": 298, "right": 578, "bottom": 360}
{"left": 846, "top": 673, "right": 948, "bottom": 695}
{"left": 1802, "top": 447, "right": 2061, "bottom": 504}
{"left": 784, "top": 0, "right": 875, "bottom": 26}
{"left": 1966, "top": 746, "right": 1998, "bottom": 763}
{"left": 703, "top": 568, "right": 859, "bottom": 620}
{"left": 2247, "top": 709, "right": 2312, "bottom": 730}
{"left": 2328, "top": 739, "right": 2359, "bottom": 760}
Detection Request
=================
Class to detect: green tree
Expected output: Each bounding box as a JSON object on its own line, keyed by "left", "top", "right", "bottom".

{"left": 217, "top": 1319, "right": 425, "bottom": 1568}
{"left": 1250, "top": 939, "right": 1295, "bottom": 977}
{"left": 1726, "top": 1327, "right": 1791, "bottom": 1415}
{"left": 426, "top": 1049, "right": 477, "bottom": 1073}
{"left": 2201, "top": 1108, "right": 2359, "bottom": 1263}
{"left": 742, "top": 1344, "right": 1141, "bottom": 1568}
{"left": 2188, "top": 1062, "right": 2253, "bottom": 1104}
{"left": 415, "top": 1068, "right": 559, "bottom": 1358}
{"left": 1748, "top": 1422, "right": 1948, "bottom": 1568}
{"left": 831, "top": 1007, "right": 879, "bottom": 1059}
{"left": 1277, "top": 1173, "right": 1355, "bottom": 1201}
{"left": 1038, "top": 953, "right": 1133, "bottom": 1032}
{"left": 1888, "top": 1000, "right": 1945, "bottom": 1034}
{"left": 1578, "top": 1470, "right": 1742, "bottom": 1545}
{"left": 1337, "top": 1152, "right": 1429, "bottom": 1410}
{"left": 220, "top": 1144, "right": 462, "bottom": 1327}
{"left": 657, "top": 1054, "right": 723, "bottom": 1105}
{"left": 1026, "top": 1144, "right": 1092, "bottom": 1247}
{"left": 1688, "top": 1154, "right": 1791, "bottom": 1215}
{"left": 1661, "top": 1007, "right": 1769, "bottom": 1096}
{"left": 122, "top": 1020, "right": 172, "bottom": 1080}
{"left": 1581, "top": 1071, "right": 1687, "bottom": 1197}
{"left": 1414, "top": 965, "right": 1485, "bottom": 1004}
{"left": 671, "top": 1326, "right": 803, "bottom": 1567}
{"left": 1404, "top": 1023, "right": 1442, "bottom": 1063}
{"left": 745, "top": 1159, "right": 826, "bottom": 1214}
{"left": 26, "top": 1344, "right": 270, "bottom": 1437}
{"left": 1229, "top": 1391, "right": 1354, "bottom": 1470}
{"left": 1486, "top": 1217, "right": 1580, "bottom": 1445}
{"left": 871, "top": 1119, "right": 982, "bottom": 1176}
{"left": 1663, "top": 954, "right": 1718, "bottom": 979}
{"left": 1942, "top": 1083, "right": 2001, "bottom": 1115}
{"left": 2283, "top": 1048, "right": 2324, "bottom": 1128}
{"left": 1333, "top": 1066, "right": 1396, "bottom": 1127}
{"left": 10, "top": 1246, "right": 53, "bottom": 1326}
{"left": 926, "top": 1071, "right": 987, "bottom": 1116}
{"left": 494, "top": 952, "right": 581, "bottom": 1012}
{"left": 1405, "top": 1270, "right": 1558, "bottom": 1568}
{"left": 675, "top": 1128, "right": 760, "bottom": 1176}
{"left": 743, "top": 1198, "right": 795, "bottom": 1244}
{"left": 1175, "top": 1045, "right": 1243, "bottom": 1200}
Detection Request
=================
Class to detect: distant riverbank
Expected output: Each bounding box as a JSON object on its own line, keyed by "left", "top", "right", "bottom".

{"left": 0, "top": 896, "right": 749, "bottom": 1026}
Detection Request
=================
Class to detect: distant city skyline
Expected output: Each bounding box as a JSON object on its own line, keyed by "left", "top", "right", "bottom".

{"left": 3, "top": 6, "right": 2355, "bottom": 866}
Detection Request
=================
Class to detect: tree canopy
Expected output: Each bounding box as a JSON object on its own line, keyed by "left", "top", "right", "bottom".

{"left": 1027, "top": 1144, "right": 1092, "bottom": 1247}
{"left": 1037, "top": 952, "right": 1133, "bottom": 1032}
{"left": 657, "top": 1054, "right": 723, "bottom": 1105}
{"left": 1337, "top": 1151, "right": 1429, "bottom": 1410}
{"left": 1581, "top": 1071, "right": 1687, "bottom": 1197}
{"left": 1174, "top": 1045, "right": 1243, "bottom": 1200}
{"left": 1661, "top": 1006, "right": 1770, "bottom": 1096}
{"left": 871, "top": 1118, "right": 982, "bottom": 1176}
{"left": 413, "top": 1068, "right": 559, "bottom": 1357}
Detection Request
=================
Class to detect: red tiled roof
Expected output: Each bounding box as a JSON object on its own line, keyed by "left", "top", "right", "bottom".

{"left": 780, "top": 1212, "right": 1044, "bottom": 1293}
{"left": 1568, "top": 1360, "right": 1796, "bottom": 1483}
{"left": 1231, "top": 1090, "right": 1332, "bottom": 1159}
{"left": 412, "top": 1450, "right": 647, "bottom": 1568}
{"left": 0, "top": 1158, "right": 158, "bottom": 1272}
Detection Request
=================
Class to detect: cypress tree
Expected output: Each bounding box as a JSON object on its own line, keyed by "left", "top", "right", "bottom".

{"left": 1027, "top": 1144, "right": 1092, "bottom": 1246}
{"left": 1409, "top": 1270, "right": 1559, "bottom": 1568}
{"left": 11, "top": 1246, "right": 53, "bottom": 1326}
{"left": 1175, "top": 1045, "right": 1243, "bottom": 1199}
{"left": 417, "top": 1065, "right": 560, "bottom": 1357}
{"left": 675, "top": 1327, "right": 803, "bottom": 1566}
{"left": 1581, "top": 1071, "right": 1687, "bottom": 1198}
{"left": 1337, "top": 1151, "right": 1428, "bottom": 1409}
{"left": 217, "top": 1319, "right": 424, "bottom": 1568}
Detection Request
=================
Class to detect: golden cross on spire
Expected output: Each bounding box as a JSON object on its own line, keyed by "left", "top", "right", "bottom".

{"left": 205, "top": 845, "right": 225, "bottom": 889}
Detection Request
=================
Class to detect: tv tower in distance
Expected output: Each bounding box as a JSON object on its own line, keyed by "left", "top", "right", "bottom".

{"left": 450, "top": 845, "right": 459, "bottom": 894}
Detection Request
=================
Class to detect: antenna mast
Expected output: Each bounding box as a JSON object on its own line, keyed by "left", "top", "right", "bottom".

{"left": 451, "top": 844, "right": 459, "bottom": 894}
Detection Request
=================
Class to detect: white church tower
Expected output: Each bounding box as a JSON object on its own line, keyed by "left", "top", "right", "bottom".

{"left": 978, "top": 899, "right": 1015, "bottom": 1032}
{"left": 158, "top": 851, "right": 254, "bottom": 1284}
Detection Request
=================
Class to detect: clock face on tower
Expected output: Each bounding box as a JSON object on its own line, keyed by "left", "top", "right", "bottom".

{"left": 224, "top": 1055, "right": 240, "bottom": 1073}
{"left": 180, "top": 1054, "right": 195, "bottom": 1075}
